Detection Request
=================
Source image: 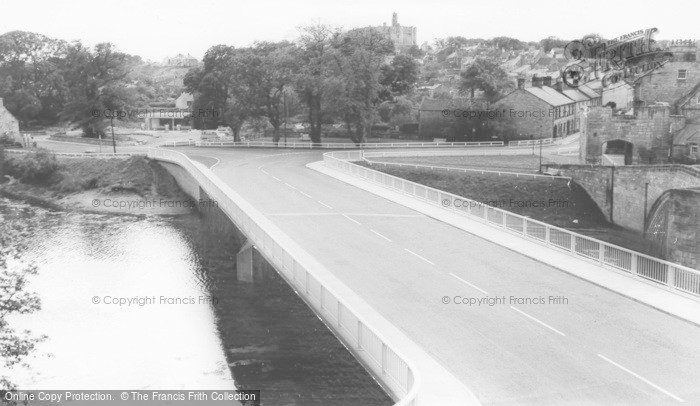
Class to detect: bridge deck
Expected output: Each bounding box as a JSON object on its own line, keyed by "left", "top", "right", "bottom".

{"left": 184, "top": 148, "right": 700, "bottom": 405}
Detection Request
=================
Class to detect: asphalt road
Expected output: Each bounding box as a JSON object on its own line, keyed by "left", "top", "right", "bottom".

{"left": 173, "top": 147, "right": 700, "bottom": 406}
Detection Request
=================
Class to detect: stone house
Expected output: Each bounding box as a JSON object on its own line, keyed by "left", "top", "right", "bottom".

{"left": 496, "top": 76, "right": 577, "bottom": 140}
{"left": 0, "top": 98, "right": 20, "bottom": 143}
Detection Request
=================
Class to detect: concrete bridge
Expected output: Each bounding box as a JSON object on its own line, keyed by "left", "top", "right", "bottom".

{"left": 149, "top": 146, "right": 700, "bottom": 405}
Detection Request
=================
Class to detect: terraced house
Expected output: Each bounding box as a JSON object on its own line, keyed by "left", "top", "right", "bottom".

{"left": 497, "top": 76, "right": 580, "bottom": 140}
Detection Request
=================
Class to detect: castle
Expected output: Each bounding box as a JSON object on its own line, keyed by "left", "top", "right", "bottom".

{"left": 374, "top": 13, "right": 417, "bottom": 50}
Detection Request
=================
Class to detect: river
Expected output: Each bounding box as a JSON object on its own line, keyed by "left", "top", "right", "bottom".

{"left": 0, "top": 197, "right": 391, "bottom": 405}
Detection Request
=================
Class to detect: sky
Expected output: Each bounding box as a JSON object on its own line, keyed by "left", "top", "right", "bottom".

{"left": 1, "top": 0, "right": 698, "bottom": 61}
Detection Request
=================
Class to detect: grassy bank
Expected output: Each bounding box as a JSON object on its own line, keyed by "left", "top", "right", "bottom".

{"left": 0, "top": 149, "right": 190, "bottom": 215}
{"left": 358, "top": 161, "right": 659, "bottom": 256}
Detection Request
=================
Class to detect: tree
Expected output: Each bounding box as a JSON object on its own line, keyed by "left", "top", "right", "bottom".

{"left": 459, "top": 58, "right": 513, "bottom": 102}
{"left": 486, "top": 36, "right": 527, "bottom": 50}
{"left": 380, "top": 54, "right": 419, "bottom": 96}
{"left": 539, "top": 36, "right": 569, "bottom": 52}
{"left": 184, "top": 45, "right": 237, "bottom": 131}
{"left": 59, "top": 42, "right": 135, "bottom": 137}
{"left": 1, "top": 217, "right": 46, "bottom": 390}
{"left": 333, "top": 27, "right": 394, "bottom": 144}
{"left": 0, "top": 31, "right": 69, "bottom": 128}
{"left": 294, "top": 24, "right": 343, "bottom": 144}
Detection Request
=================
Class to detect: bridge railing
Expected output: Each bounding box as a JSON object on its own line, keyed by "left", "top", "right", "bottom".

{"left": 148, "top": 148, "right": 423, "bottom": 405}
{"left": 362, "top": 159, "right": 572, "bottom": 180}
{"left": 323, "top": 151, "right": 700, "bottom": 300}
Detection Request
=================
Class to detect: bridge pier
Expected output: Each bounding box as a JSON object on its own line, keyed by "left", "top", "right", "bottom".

{"left": 236, "top": 240, "right": 264, "bottom": 282}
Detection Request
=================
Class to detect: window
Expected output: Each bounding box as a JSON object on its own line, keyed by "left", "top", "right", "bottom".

{"left": 691, "top": 144, "right": 699, "bottom": 154}
{"left": 678, "top": 70, "right": 688, "bottom": 80}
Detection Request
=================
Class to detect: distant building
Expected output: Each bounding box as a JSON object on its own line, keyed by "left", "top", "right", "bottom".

{"left": 175, "top": 92, "right": 194, "bottom": 109}
{"left": 373, "top": 13, "right": 417, "bottom": 50}
{"left": 162, "top": 54, "right": 199, "bottom": 67}
{"left": 0, "top": 98, "right": 20, "bottom": 143}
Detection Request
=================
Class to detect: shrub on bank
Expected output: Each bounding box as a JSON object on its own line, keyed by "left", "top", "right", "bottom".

{"left": 3, "top": 149, "right": 63, "bottom": 185}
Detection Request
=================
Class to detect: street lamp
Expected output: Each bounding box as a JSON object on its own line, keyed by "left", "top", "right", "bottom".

{"left": 110, "top": 116, "right": 116, "bottom": 154}
{"left": 283, "top": 90, "right": 288, "bottom": 146}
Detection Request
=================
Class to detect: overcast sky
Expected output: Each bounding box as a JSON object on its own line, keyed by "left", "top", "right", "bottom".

{"left": 2, "top": 0, "right": 697, "bottom": 61}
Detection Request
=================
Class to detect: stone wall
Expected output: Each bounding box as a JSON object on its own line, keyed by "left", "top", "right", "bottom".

{"left": 584, "top": 105, "right": 682, "bottom": 164}
{"left": 635, "top": 60, "right": 700, "bottom": 106}
{"left": 666, "top": 189, "right": 700, "bottom": 269}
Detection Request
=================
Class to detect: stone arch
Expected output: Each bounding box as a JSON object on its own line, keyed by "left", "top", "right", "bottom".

{"left": 644, "top": 190, "right": 672, "bottom": 259}
{"left": 602, "top": 139, "right": 634, "bottom": 165}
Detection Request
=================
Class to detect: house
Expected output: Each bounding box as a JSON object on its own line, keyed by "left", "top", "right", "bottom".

{"left": 673, "top": 123, "right": 700, "bottom": 162}
{"left": 418, "top": 98, "right": 471, "bottom": 140}
{"left": 602, "top": 82, "right": 634, "bottom": 109}
{"left": 175, "top": 92, "right": 194, "bottom": 109}
{"left": 496, "top": 76, "right": 577, "bottom": 140}
{"left": 0, "top": 98, "right": 20, "bottom": 143}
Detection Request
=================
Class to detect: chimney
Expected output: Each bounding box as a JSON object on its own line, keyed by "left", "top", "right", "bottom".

{"left": 542, "top": 76, "right": 552, "bottom": 87}
{"left": 554, "top": 79, "right": 564, "bottom": 93}
{"left": 517, "top": 78, "right": 525, "bottom": 89}
{"left": 532, "top": 75, "right": 542, "bottom": 88}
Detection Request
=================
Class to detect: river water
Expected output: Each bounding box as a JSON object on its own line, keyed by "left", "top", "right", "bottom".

{"left": 1, "top": 197, "right": 392, "bottom": 405}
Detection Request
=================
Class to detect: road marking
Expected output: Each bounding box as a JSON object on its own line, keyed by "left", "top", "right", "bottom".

{"left": 370, "top": 229, "right": 392, "bottom": 242}
{"left": 597, "top": 354, "right": 685, "bottom": 403}
{"left": 210, "top": 157, "right": 221, "bottom": 169}
{"left": 510, "top": 306, "right": 566, "bottom": 337}
{"left": 271, "top": 175, "right": 282, "bottom": 181}
{"left": 342, "top": 214, "right": 361, "bottom": 225}
{"left": 317, "top": 200, "right": 333, "bottom": 209}
{"left": 260, "top": 169, "right": 269, "bottom": 175}
{"left": 264, "top": 212, "right": 423, "bottom": 217}
{"left": 403, "top": 248, "right": 435, "bottom": 265}
{"left": 449, "top": 273, "right": 488, "bottom": 295}
{"left": 299, "top": 191, "right": 313, "bottom": 199}
{"left": 284, "top": 182, "right": 297, "bottom": 190}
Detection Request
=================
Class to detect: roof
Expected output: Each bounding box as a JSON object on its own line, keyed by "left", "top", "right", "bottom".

{"left": 419, "top": 98, "right": 471, "bottom": 111}
{"left": 525, "top": 86, "right": 575, "bottom": 106}
{"left": 562, "top": 88, "right": 590, "bottom": 102}
{"left": 578, "top": 84, "right": 600, "bottom": 99}
{"left": 674, "top": 123, "right": 700, "bottom": 145}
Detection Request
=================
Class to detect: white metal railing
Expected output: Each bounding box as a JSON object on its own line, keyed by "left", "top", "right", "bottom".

{"left": 147, "top": 148, "right": 422, "bottom": 405}
{"left": 323, "top": 151, "right": 700, "bottom": 299}
{"left": 160, "top": 140, "right": 504, "bottom": 149}
{"left": 362, "top": 159, "right": 572, "bottom": 180}
{"left": 3, "top": 149, "right": 142, "bottom": 158}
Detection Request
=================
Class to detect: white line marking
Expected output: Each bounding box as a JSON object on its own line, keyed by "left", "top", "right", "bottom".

{"left": 342, "top": 214, "right": 361, "bottom": 225}
{"left": 403, "top": 248, "right": 435, "bottom": 265}
{"left": 449, "top": 273, "right": 489, "bottom": 295}
{"left": 299, "top": 191, "right": 313, "bottom": 198}
{"left": 317, "top": 201, "right": 333, "bottom": 209}
{"left": 284, "top": 182, "right": 297, "bottom": 190}
{"left": 271, "top": 176, "right": 281, "bottom": 181}
{"left": 597, "top": 354, "right": 685, "bottom": 402}
{"left": 370, "top": 229, "right": 392, "bottom": 242}
{"left": 210, "top": 157, "right": 221, "bottom": 169}
{"left": 510, "top": 306, "right": 566, "bottom": 337}
{"left": 260, "top": 169, "right": 269, "bottom": 175}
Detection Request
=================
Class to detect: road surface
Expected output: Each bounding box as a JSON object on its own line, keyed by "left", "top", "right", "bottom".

{"left": 175, "top": 147, "right": 700, "bottom": 405}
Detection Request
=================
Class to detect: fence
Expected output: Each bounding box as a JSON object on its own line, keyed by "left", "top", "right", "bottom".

{"left": 3, "top": 149, "right": 141, "bottom": 159}
{"left": 160, "top": 140, "right": 504, "bottom": 149}
{"left": 323, "top": 150, "right": 700, "bottom": 300}
{"left": 362, "top": 159, "right": 571, "bottom": 180}
{"left": 147, "top": 148, "right": 423, "bottom": 405}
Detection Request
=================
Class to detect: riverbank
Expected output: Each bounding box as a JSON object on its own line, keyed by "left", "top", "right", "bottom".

{"left": 0, "top": 151, "right": 192, "bottom": 216}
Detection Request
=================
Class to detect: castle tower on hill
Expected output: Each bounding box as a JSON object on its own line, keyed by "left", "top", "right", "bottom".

{"left": 376, "top": 12, "right": 417, "bottom": 49}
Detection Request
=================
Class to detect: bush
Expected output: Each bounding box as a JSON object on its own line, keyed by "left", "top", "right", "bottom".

{"left": 3, "top": 149, "right": 63, "bottom": 185}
